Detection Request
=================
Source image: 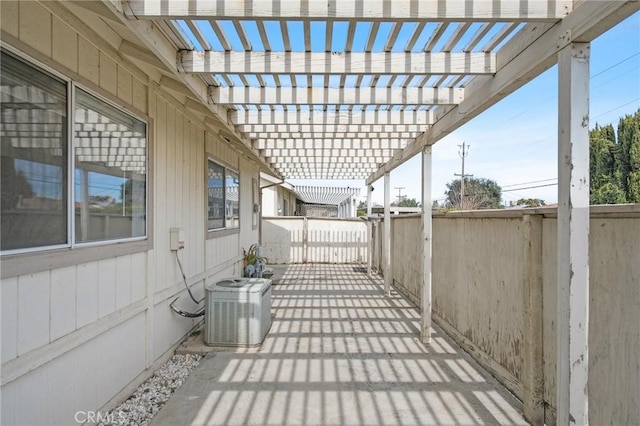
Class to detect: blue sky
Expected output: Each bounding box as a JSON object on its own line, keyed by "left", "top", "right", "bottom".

{"left": 289, "top": 12, "right": 640, "bottom": 206}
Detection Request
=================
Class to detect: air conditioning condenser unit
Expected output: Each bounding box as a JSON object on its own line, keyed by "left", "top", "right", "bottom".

{"left": 205, "top": 277, "right": 272, "bottom": 346}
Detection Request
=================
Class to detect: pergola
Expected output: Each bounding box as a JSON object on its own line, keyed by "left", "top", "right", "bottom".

{"left": 99, "top": 1, "right": 639, "bottom": 424}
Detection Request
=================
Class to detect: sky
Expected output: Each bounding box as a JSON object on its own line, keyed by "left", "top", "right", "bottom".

{"left": 289, "top": 12, "right": 640, "bottom": 206}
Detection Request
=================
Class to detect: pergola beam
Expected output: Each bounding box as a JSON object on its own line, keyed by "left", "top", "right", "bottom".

{"left": 212, "top": 87, "right": 464, "bottom": 106}
{"left": 366, "top": 0, "right": 640, "bottom": 185}
{"left": 262, "top": 149, "right": 395, "bottom": 158}
{"left": 127, "top": 0, "right": 572, "bottom": 22}
{"left": 279, "top": 173, "right": 372, "bottom": 179}
{"left": 272, "top": 158, "right": 386, "bottom": 166}
{"left": 231, "top": 110, "right": 434, "bottom": 126}
{"left": 237, "top": 124, "right": 427, "bottom": 133}
{"left": 255, "top": 139, "right": 407, "bottom": 150}
{"left": 249, "top": 132, "right": 419, "bottom": 140}
{"left": 183, "top": 51, "right": 496, "bottom": 75}
{"left": 276, "top": 163, "right": 377, "bottom": 170}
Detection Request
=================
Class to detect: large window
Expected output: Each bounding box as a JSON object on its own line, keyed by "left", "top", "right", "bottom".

{"left": 0, "top": 50, "right": 147, "bottom": 253}
{"left": 207, "top": 160, "right": 239, "bottom": 231}
{"left": 74, "top": 88, "right": 146, "bottom": 243}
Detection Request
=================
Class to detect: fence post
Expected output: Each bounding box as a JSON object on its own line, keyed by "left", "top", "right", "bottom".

{"left": 523, "top": 213, "right": 544, "bottom": 425}
{"left": 302, "top": 217, "right": 308, "bottom": 264}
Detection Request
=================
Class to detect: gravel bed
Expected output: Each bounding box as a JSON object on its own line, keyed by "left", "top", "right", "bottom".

{"left": 98, "top": 353, "right": 203, "bottom": 426}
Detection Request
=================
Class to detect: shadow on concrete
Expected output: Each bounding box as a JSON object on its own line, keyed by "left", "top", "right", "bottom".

{"left": 152, "top": 264, "right": 527, "bottom": 426}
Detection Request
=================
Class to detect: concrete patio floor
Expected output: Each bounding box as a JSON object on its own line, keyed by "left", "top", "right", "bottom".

{"left": 152, "top": 264, "right": 528, "bottom": 426}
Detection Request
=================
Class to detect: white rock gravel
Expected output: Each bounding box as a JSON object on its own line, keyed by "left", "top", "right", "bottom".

{"left": 98, "top": 353, "right": 203, "bottom": 426}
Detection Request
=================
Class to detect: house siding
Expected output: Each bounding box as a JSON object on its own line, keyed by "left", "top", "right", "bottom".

{"left": 0, "top": 2, "right": 259, "bottom": 424}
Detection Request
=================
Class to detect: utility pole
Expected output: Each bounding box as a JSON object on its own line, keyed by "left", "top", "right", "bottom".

{"left": 454, "top": 142, "right": 472, "bottom": 209}
{"left": 394, "top": 187, "right": 405, "bottom": 204}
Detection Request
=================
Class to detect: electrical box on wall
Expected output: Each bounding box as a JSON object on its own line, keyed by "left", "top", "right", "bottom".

{"left": 170, "top": 228, "right": 185, "bottom": 251}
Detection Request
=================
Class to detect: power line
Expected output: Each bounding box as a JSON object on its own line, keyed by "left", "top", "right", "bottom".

{"left": 592, "top": 65, "right": 640, "bottom": 91}
{"left": 495, "top": 51, "right": 640, "bottom": 126}
{"left": 593, "top": 98, "right": 640, "bottom": 120}
{"left": 502, "top": 183, "right": 557, "bottom": 192}
{"left": 591, "top": 51, "right": 640, "bottom": 79}
{"left": 502, "top": 178, "right": 557, "bottom": 188}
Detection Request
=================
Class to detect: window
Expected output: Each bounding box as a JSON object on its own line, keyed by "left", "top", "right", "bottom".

{"left": 207, "top": 160, "right": 239, "bottom": 230}
{"left": 1, "top": 50, "right": 68, "bottom": 251}
{"left": 0, "top": 50, "right": 147, "bottom": 253}
{"left": 74, "top": 88, "right": 146, "bottom": 243}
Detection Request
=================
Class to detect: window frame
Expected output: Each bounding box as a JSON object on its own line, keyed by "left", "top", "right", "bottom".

{"left": 0, "top": 47, "right": 150, "bottom": 258}
{"left": 206, "top": 157, "right": 240, "bottom": 236}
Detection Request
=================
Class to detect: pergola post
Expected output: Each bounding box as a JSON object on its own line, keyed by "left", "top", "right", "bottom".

{"left": 421, "top": 146, "right": 433, "bottom": 344}
{"left": 556, "top": 41, "right": 590, "bottom": 426}
{"left": 384, "top": 172, "right": 392, "bottom": 296}
{"left": 366, "top": 185, "right": 373, "bottom": 276}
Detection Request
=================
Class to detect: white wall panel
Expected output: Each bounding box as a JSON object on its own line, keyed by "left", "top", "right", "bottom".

{"left": 131, "top": 252, "right": 147, "bottom": 303}
{"left": 0, "top": 0, "right": 18, "bottom": 37}
{"left": 78, "top": 36, "right": 100, "bottom": 86}
{"left": 52, "top": 16, "right": 78, "bottom": 73}
{"left": 115, "top": 255, "right": 133, "bottom": 310}
{"left": 76, "top": 262, "right": 99, "bottom": 328}
{"left": 17, "top": 271, "right": 50, "bottom": 354}
{"left": 18, "top": 1, "right": 51, "bottom": 57}
{"left": 50, "top": 266, "right": 77, "bottom": 341}
{"left": 98, "top": 258, "right": 117, "bottom": 318}
{"left": 1, "top": 277, "right": 19, "bottom": 361}
{"left": 262, "top": 187, "right": 278, "bottom": 216}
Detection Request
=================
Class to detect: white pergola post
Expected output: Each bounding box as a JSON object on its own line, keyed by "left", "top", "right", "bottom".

{"left": 366, "top": 185, "right": 373, "bottom": 276}
{"left": 421, "top": 146, "right": 433, "bottom": 345}
{"left": 384, "top": 172, "right": 392, "bottom": 296}
{"left": 556, "top": 41, "right": 590, "bottom": 426}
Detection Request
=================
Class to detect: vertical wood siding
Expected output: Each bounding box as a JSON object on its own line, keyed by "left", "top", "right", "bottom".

{"left": 0, "top": 2, "right": 259, "bottom": 424}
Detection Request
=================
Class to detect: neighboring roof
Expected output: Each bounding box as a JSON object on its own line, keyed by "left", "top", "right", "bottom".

{"left": 294, "top": 185, "right": 360, "bottom": 206}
